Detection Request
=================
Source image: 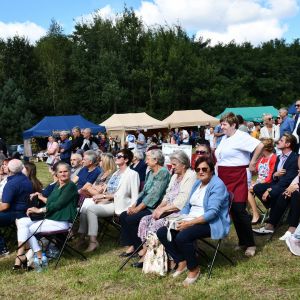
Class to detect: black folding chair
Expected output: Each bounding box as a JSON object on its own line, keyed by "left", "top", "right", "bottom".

{"left": 35, "top": 203, "right": 87, "bottom": 269}
{"left": 98, "top": 214, "right": 121, "bottom": 245}
{"left": 196, "top": 191, "right": 235, "bottom": 278}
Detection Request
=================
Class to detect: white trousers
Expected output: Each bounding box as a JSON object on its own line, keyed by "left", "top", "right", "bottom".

{"left": 17, "top": 217, "right": 69, "bottom": 253}
{"left": 78, "top": 198, "right": 114, "bottom": 236}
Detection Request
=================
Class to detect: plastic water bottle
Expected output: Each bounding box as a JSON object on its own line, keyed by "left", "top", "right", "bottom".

{"left": 33, "top": 254, "right": 42, "bottom": 273}
{"left": 41, "top": 252, "right": 48, "bottom": 268}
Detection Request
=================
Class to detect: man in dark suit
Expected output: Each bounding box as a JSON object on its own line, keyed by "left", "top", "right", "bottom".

{"left": 292, "top": 99, "right": 300, "bottom": 153}
{"left": 253, "top": 133, "right": 298, "bottom": 234}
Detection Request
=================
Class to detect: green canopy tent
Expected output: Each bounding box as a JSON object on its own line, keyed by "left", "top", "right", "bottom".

{"left": 216, "top": 106, "right": 279, "bottom": 122}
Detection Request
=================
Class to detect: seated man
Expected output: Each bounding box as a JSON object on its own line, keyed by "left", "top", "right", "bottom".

{"left": 72, "top": 150, "right": 101, "bottom": 191}
{"left": 0, "top": 159, "right": 33, "bottom": 255}
{"left": 253, "top": 133, "right": 298, "bottom": 235}
{"left": 70, "top": 153, "right": 83, "bottom": 180}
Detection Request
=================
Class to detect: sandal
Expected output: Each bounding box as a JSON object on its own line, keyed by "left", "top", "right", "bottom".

{"left": 13, "top": 254, "right": 27, "bottom": 271}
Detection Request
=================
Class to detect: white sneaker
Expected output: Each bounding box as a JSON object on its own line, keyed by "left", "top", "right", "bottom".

{"left": 279, "top": 231, "right": 292, "bottom": 241}
{"left": 252, "top": 226, "right": 274, "bottom": 235}
{"left": 183, "top": 271, "right": 200, "bottom": 287}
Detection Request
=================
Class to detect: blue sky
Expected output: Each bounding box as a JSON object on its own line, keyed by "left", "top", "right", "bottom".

{"left": 0, "top": 0, "right": 299, "bottom": 45}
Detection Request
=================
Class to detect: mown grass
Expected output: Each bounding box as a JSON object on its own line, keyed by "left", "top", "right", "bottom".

{"left": 0, "top": 162, "right": 300, "bottom": 299}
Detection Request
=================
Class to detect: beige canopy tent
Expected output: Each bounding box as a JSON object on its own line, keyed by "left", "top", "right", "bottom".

{"left": 100, "top": 113, "right": 168, "bottom": 147}
{"left": 163, "top": 110, "right": 219, "bottom": 128}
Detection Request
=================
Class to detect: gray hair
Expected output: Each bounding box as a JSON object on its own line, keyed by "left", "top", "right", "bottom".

{"left": 55, "top": 162, "right": 71, "bottom": 174}
{"left": 279, "top": 108, "right": 288, "bottom": 115}
{"left": 147, "top": 149, "right": 165, "bottom": 166}
{"left": 60, "top": 130, "right": 69, "bottom": 136}
{"left": 71, "top": 153, "right": 83, "bottom": 161}
{"left": 72, "top": 126, "right": 81, "bottom": 132}
{"left": 83, "top": 128, "right": 91, "bottom": 134}
{"left": 169, "top": 150, "right": 190, "bottom": 169}
{"left": 8, "top": 159, "right": 24, "bottom": 174}
{"left": 132, "top": 149, "right": 144, "bottom": 161}
{"left": 84, "top": 150, "right": 98, "bottom": 164}
{"left": 263, "top": 113, "right": 273, "bottom": 120}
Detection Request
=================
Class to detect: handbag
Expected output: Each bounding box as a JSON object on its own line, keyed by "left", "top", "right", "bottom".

{"left": 166, "top": 215, "right": 195, "bottom": 242}
{"left": 27, "top": 195, "right": 46, "bottom": 221}
{"left": 142, "top": 232, "right": 168, "bottom": 276}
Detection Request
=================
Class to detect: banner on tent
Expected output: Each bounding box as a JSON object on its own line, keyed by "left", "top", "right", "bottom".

{"left": 162, "top": 143, "right": 192, "bottom": 167}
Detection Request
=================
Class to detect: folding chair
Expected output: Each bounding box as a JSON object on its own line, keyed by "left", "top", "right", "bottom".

{"left": 35, "top": 202, "right": 87, "bottom": 269}
{"left": 196, "top": 191, "right": 235, "bottom": 278}
{"left": 98, "top": 214, "right": 121, "bottom": 244}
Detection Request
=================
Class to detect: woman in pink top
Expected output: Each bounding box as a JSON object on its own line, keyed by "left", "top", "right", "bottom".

{"left": 46, "top": 135, "right": 59, "bottom": 166}
{"left": 248, "top": 138, "right": 277, "bottom": 224}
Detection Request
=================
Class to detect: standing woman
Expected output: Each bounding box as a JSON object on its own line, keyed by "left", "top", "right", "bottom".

{"left": 215, "top": 112, "right": 264, "bottom": 257}
{"left": 46, "top": 136, "right": 59, "bottom": 166}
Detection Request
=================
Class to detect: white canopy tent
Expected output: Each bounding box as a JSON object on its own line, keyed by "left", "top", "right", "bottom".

{"left": 163, "top": 110, "right": 219, "bottom": 128}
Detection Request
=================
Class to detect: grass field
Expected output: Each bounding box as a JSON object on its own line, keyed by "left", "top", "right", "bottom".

{"left": 0, "top": 162, "right": 300, "bottom": 299}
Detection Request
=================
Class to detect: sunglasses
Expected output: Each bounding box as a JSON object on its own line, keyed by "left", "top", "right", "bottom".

{"left": 277, "top": 116, "right": 281, "bottom": 119}
{"left": 115, "top": 154, "right": 125, "bottom": 159}
{"left": 268, "top": 118, "right": 273, "bottom": 121}
{"left": 196, "top": 150, "right": 208, "bottom": 155}
{"left": 295, "top": 104, "right": 300, "bottom": 107}
{"left": 195, "top": 167, "right": 209, "bottom": 173}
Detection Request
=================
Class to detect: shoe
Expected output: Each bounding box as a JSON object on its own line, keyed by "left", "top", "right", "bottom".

{"left": 183, "top": 271, "right": 200, "bottom": 286}
{"left": 279, "top": 231, "right": 292, "bottom": 241}
{"left": 252, "top": 227, "right": 274, "bottom": 235}
{"left": 12, "top": 254, "right": 27, "bottom": 271}
{"left": 172, "top": 266, "right": 187, "bottom": 278}
{"left": 131, "top": 261, "right": 143, "bottom": 268}
{"left": 119, "top": 251, "right": 137, "bottom": 257}
{"left": 251, "top": 216, "right": 261, "bottom": 225}
{"left": 0, "top": 248, "right": 9, "bottom": 257}
{"left": 245, "top": 246, "right": 256, "bottom": 257}
{"left": 234, "top": 245, "right": 246, "bottom": 251}
{"left": 84, "top": 241, "right": 99, "bottom": 253}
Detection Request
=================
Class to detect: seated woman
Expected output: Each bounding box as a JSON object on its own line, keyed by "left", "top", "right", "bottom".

{"left": 23, "top": 162, "right": 43, "bottom": 193}
{"left": 157, "top": 157, "right": 230, "bottom": 286}
{"left": 248, "top": 138, "right": 276, "bottom": 224}
{"left": 119, "top": 149, "right": 170, "bottom": 264}
{"left": 14, "top": 162, "right": 78, "bottom": 270}
{"left": 80, "top": 152, "right": 117, "bottom": 197}
{"left": 130, "top": 150, "right": 147, "bottom": 190}
{"left": 78, "top": 149, "right": 140, "bottom": 252}
{"left": 137, "top": 150, "right": 196, "bottom": 260}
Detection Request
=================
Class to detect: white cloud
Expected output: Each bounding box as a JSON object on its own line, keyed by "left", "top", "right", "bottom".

{"left": 134, "top": 0, "right": 299, "bottom": 45}
{"left": 74, "top": 5, "right": 116, "bottom": 25}
{"left": 0, "top": 21, "right": 46, "bottom": 44}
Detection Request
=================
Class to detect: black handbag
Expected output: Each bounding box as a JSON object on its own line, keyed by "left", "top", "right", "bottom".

{"left": 27, "top": 195, "right": 46, "bottom": 221}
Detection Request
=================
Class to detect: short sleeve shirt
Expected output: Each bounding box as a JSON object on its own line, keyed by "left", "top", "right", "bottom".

{"left": 215, "top": 130, "right": 260, "bottom": 166}
{"left": 137, "top": 133, "right": 146, "bottom": 151}
{"left": 77, "top": 167, "right": 101, "bottom": 190}
{"left": 126, "top": 134, "right": 136, "bottom": 149}
{"left": 2, "top": 173, "right": 33, "bottom": 211}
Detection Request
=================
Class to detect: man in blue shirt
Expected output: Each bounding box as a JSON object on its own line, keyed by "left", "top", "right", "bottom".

{"left": 279, "top": 107, "right": 294, "bottom": 137}
{"left": 59, "top": 131, "right": 72, "bottom": 165}
{"left": 0, "top": 159, "right": 33, "bottom": 255}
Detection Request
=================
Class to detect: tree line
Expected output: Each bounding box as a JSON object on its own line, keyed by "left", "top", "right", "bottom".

{"left": 1, "top": 8, "right": 300, "bottom": 143}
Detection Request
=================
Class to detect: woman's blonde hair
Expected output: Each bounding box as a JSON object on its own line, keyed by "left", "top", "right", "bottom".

{"left": 101, "top": 153, "right": 117, "bottom": 174}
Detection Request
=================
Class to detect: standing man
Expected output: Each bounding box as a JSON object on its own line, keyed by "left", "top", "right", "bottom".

{"left": 292, "top": 99, "right": 300, "bottom": 152}
{"left": 213, "top": 121, "right": 224, "bottom": 149}
{"left": 279, "top": 107, "right": 294, "bottom": 137}
{"left": 204, "top": 123, "right": 211, "bottom": 141}
{"left": 81, "top": 128, "right": 99, "bottom": 152}
{"left": 125, "top": 131, "right": 136, "bottom": 150}
{"left": 136, "top": 129, "right": 147, "bottom": 153}
{"left": 59, "top": 131, "right": 72, "bottom": 165}
{"left": 180, "top": 129, "right": 190, "bottom": 145}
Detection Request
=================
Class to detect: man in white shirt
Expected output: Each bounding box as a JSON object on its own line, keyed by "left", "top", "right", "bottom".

{"left": 204, "top": 123, "right": 210, "bottom": 141}
{"left": 180, "top": 129, "right": 190, "bottom": 145}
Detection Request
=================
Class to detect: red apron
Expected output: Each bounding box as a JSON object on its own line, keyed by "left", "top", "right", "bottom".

{"left": 218, "top": 165, "right": 248, "bottom": 203}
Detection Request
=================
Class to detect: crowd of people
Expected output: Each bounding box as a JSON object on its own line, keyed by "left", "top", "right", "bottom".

{"left": 0, "top": 106, "right": 300, "bottom": 286}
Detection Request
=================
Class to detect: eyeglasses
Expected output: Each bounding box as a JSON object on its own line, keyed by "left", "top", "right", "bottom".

{"left": 195, "top": 167, "right": 209, "bottom": 173}
{"left": 115, "top": 154, "right": 124, "bottom": 159}
{"left": 295, "top": 104, "right": 300, "bottom": 107}
{"left": 196, "top": 150, "right": 208, "bottom": 155}
{"left": 277, "top": 116, "right": 281, "bottom": 119}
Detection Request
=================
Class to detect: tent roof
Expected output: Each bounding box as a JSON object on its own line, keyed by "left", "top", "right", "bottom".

{"left": 23, "top": 115, "right": 105, "bottom": 139}
{"left": 162, "top": 110, "right": 219, "bottom": 128}
{"left": 101, "top": 113, "right": 168, "bottom": 131}
{"left": 216, "top": 106, "right": 279, "bottom": 122}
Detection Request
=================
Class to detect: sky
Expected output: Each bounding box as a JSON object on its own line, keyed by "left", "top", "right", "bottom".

{"left": 0, "top": 0, "right": 300, "bottom": 45}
